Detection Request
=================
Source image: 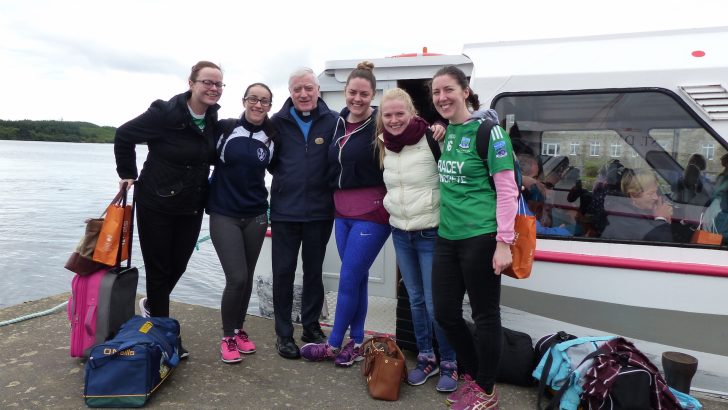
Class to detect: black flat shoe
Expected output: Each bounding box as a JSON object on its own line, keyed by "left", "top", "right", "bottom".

{"left": 276, "top": 336, "right": 300, "bottom": 359}
{"left": 301, "top": 324, "right": 327, "bottom": 344}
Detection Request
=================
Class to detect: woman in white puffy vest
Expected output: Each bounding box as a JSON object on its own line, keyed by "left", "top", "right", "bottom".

{"left": 375, "top": 88, "right": 457, "bottom": 393}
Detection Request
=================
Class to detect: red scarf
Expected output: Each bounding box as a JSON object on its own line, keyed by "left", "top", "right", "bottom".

{"left": 383, "top": 116, "right": 429, "bottom": 153}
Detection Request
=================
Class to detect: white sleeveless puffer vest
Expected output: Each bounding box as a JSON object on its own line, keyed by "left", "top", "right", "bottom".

{"left": 382, "top": 134, "right": 440, "bottom": 231}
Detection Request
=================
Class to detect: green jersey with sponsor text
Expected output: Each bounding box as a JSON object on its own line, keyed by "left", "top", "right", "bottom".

{"left": 437, "top": 120, "right": 515, "bottom": 240}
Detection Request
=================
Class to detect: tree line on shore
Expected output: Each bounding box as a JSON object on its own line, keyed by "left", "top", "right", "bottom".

{"left": 0, "top": 120, "right": 116, "bottom": 143}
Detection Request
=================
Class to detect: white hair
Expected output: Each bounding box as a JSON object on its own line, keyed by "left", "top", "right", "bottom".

{"left": 288, "top": 67, "right": 318, "bottom": 89}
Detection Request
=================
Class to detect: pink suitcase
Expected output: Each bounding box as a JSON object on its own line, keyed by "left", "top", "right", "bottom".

{"left": 68, "top": 266, "right": 138, "bottom": 358}
{"left": 68, "top": 185, "right": 138, "bottom": 358}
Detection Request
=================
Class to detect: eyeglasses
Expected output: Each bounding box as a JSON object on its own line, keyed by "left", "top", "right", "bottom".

{"left": 244, "top": 96, "right": 272, "bottom": 107}
{"left": 194, "top": 80, "right": 225, "bottom": 89}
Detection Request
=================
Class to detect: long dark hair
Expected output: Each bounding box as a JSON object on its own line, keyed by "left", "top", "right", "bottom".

{"left": 244, "top": 82, "right": 277, "bottom": 145}
{"left": 431, "top": 65, "right": 480, "bottom": 110}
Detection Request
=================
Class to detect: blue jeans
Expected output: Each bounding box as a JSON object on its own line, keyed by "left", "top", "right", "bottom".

{"left": 329, "top": 218, "right": 391, "bottom": 348}
{"left": 392, "top": 227, "right": 456, "bottom": 362}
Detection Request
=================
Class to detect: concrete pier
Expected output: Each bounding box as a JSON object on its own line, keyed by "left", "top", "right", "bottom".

{"left": 1, "top": 294, "right": 726, "bottom": 409}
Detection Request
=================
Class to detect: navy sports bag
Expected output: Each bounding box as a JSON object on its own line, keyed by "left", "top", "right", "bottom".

{"left": 84, "top": 316, "right": 180, "bottom": 408}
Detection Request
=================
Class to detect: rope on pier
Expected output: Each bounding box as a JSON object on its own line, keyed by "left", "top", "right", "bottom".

{"left": 0, "top": 301, "right": 68, "bottom": 327}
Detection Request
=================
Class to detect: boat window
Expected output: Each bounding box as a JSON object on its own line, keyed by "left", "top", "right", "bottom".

{"left": 494, "top": 90, "right": 728, "bottom": 247}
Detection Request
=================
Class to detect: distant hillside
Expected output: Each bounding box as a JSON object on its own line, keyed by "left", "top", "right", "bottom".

{"left": 0, "top": 120, "right": 116, "bottom": 143}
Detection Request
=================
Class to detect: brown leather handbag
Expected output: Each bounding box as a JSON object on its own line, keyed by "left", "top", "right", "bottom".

{"left": 64, "top": 217, "right": 107, "bottom": 275}
{"left": 360, "top": 336, "right": 407, "bottom": 401}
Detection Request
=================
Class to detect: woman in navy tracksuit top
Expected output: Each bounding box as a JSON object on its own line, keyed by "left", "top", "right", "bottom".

{"left": 207, "top": 83, "right": 276, "bottom": 364}
{"left": 300, "top": 62, "right": 391, "bottom": 366}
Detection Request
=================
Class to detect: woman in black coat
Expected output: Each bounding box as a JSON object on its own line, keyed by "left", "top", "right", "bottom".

{"left": 114, "top": 61, "right": 223, "bottom": 357}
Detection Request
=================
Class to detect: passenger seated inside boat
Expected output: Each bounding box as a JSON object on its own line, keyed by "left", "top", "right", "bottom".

{"left": 517, "top": 154, "right": 570, "bottom": 236}
{"left": 673, "top": 153, "right": 713, "bottom": 208}
{"left": 567, "top": 159, "right": 626, "bottom": 237}
{"left": 601, "top": 168, "right": 674, "bottom": 242}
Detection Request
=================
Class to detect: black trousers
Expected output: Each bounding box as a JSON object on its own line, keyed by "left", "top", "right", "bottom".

{"left": 270, "top": 219, "right": 333, "bottom": 338}
{"left": 136, "top": 202, "right": 203, "bottom": 317}
{"left": 432, "top": 233, "right": 502, "bottom": 391}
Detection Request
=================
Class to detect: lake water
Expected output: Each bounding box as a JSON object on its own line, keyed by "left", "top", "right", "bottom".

{"left": 0, "top": 140, "right": 230, "bottom": 310}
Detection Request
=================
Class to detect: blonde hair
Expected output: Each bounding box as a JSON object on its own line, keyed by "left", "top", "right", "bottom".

{"left": 621, "top": 169, "right": 657, "bottom": 197}
{"left": 375, "top": 88, "right": 418, "bottom": 169}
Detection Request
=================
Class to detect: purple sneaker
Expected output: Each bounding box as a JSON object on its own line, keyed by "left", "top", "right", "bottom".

{"left": 300, "top": 342, "right": 336, "bottom": 362}
{"left": 334, "top": 340, "right": 363, "bottom": 367}
{"left": 408, "top": 353, "right": 439, "bottom": 385}
{"left": 436, "top": 360, "right": 458, "bottom": 392}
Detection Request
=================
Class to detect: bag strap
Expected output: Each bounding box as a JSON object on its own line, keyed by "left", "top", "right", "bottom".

{"left": 143, "top": 322, "right": 180, "bottom": 367}
{"left": 476, "top": 118, "right": 496, "bottom": 191}
{"left": 424, "top": 128, "right": 441, "bottom": 163}
{"left": 536, "top": 344, "right": 608, "bottom": 410}
{"left": 476, "top": 119, "right": 523, "bottom": 198}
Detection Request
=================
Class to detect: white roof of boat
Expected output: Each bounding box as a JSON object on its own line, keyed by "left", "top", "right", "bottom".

{"left": 321, "top": 54, "right": 472, "bottom": 82}
{"left": 463, "top": 26, "right": 728, "bottom": 77}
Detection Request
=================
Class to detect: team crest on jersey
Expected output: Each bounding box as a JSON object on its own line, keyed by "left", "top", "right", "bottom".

{"left": 257, "top": 148, "right": 267, "bottom": 161}
{"left": 459, "top": 137, "right": 471, "bottom": 149}
{"left": 495, "top": 149, "right": 507, "bottom": 158}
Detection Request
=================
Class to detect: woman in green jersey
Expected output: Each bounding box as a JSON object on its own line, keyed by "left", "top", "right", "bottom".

{"left": 430, "top": 66, "right": 519, "bottom": 410}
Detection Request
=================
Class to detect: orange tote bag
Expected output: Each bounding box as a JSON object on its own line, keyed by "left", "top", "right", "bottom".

{"left": 92, "top": 186, "right": 132, "bottom": 266}
{"left": 503, "top": 196, "right": 536, "bottom": 279}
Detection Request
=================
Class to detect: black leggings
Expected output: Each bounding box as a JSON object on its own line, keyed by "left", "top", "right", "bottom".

{"left": 432, "top": 233, "right": 502, "bottom": 392}
{"left": 210, "top": 213, "right": 268, "bottom": 337}
{"left": 136, "top": 202, "right": 203, "bottom": 318}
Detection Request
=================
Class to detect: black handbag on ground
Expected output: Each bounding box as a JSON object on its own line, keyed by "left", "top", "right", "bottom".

{"left": 498, "top": 327, "right": 537, "bottom": 386}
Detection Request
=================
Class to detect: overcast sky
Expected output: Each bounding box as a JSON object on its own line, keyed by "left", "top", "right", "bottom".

{"left": 1, "top": 0, "right": 726, "bottom": 127}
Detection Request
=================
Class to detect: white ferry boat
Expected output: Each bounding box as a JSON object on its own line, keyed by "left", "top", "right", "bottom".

{"left": 307, "top": 26, "right": 728, "bottom": 394}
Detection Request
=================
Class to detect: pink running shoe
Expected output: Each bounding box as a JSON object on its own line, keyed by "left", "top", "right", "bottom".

{"left": 220, "top": 337, "right": 242, "bottom": 364}
{"left": 234, "top": 329, "right": 256, "bottom": 354}
{"left": 300, "top": 342, "right": 336, "bottom": 362}
{"left": 451, "top": 385, "right": 498, "bottom": 410}
{"left": 446, "top": 374, "right": 476, "bottom": 404}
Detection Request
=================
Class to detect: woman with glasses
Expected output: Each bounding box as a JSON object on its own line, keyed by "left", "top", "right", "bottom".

{"left": 207, "top": 83, "right": 276, "bottom": 364}
{"left": 115, "top": 61, "right": 224, "bottom": 359}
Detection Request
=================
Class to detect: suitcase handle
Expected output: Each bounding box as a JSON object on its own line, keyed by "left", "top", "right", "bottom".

{"left": 84, "top": 305, "right": 96, "bottom": 334}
